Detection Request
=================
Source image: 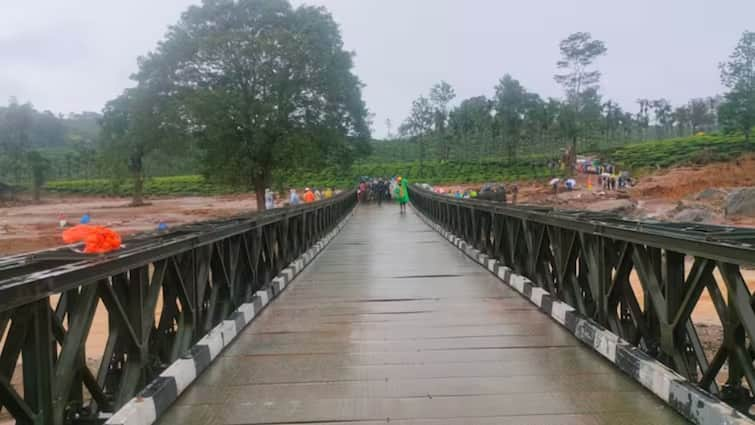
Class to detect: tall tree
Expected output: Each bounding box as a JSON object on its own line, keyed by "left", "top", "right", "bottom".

{"left": 581, "top": 88, "right": 604, "bottom": 145}
{"left": 672, "top": 105, "right": 691, "bottom": 137}
{"left": 385, "top": 118, "right": 394, "bottom": 139}
{"left": 636, "top": 98, "right": 651, "bottom": 140}
{"left": 688, "top": 98, "right": 714, "bottom": 133}
{"left": 134, "top": 0, "right": 369, "bottom": 209}
{"left": 652, "top": 99, "right": 673, "bottom": 139}
{"left": 719, "top": 30, "right": 755, "bottom": 146}
{"left": 448, "top": 96, "right": 492, "bottom": 160}
{"left": 100, "top": 87, "right": 179, "bottom": 205}
{"left": 399, "top": 96, "right": 434, "bottom": 174}
{"left": 0, "top": 98, "right": 34, "bottom": 184}
{"left": 429, "top": 81, "right": 456, "bottom": 160}
{"left": 26, "top": 150, "right": 50, "bottom": 201}
{"left": 494, "top": 75, "right": 530, "bottom": 163}
{"left": 554, "top": 32, "right": 607, "bottom": 158}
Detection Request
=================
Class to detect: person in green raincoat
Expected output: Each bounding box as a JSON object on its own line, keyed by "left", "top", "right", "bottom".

{"left": 394, "top": 176, "right": 409, "bottom": 214}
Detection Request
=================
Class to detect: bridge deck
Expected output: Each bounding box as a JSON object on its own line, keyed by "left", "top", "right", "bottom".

{"left": 159, "top": 206, "right": 686, "bottom": 425}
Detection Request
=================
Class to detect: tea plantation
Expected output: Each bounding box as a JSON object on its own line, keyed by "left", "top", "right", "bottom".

{"left": 45, "top": 133, "right": 754, "bottom": 196}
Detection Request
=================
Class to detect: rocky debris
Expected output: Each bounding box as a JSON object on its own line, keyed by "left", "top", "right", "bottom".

{"left": 725, "top": 188, "right": 755, "bottom": 217}
{"left": 585, "top": 199, "right": 636, "bottom": 215}
{"left": 695, "top": 188, "right": 727, "bottom": 202}
{"left": 672, "top": 207, "right": 714, "bottom": 223}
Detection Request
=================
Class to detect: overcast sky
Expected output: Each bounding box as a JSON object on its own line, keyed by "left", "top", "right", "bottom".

{"left": 1, "top": 0, "right": 752, "bottom": 138}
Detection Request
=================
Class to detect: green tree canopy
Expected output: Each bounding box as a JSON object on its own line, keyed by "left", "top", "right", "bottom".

{"left": 494, "top": 74, "right": 541, "bottom": 162}
{"left": 132, "top": 0, "right": 369, "bottom": 209}
{"left": 719, "top": 30, "right": 755, "bottom": 145}
{"left": 429, "top": 81, "right": 456, "bottom": 160}
{"left": 554, "top": 32, "right": 607, "bottom": 158}
{"left": 399, "top": 95, "right": 434, "bottom": 174}
{"left": 100, "top": 86, "right": 182, "bottom": 205}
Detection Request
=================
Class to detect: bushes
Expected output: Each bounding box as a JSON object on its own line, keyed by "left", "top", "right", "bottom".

{"left": 46, "top": 175, "right": 239, "bottom": 196}
{"left": 350, "top": 160, "right": 555, "bottom": 184}
{"left": 46, "top": 159, "right": 556, "bottom": 197}
{"left": 603, "top": 133, "right": 753, "bottom": 170}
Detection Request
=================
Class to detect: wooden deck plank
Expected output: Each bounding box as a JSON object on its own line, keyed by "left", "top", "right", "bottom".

{"left": 158, "top": 205, "right": 687, "bottom": 425}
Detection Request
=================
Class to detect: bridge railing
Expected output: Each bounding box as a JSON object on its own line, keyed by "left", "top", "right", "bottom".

{"left": 0, "top": 190, "right": 356, "bottom": 425}
{"left": 409, "top": 184, "right": 755, "bottom": 413}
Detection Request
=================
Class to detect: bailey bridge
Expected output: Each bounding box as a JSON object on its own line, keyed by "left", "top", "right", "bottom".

{"left": 1, "top": 186, "right": 754, "bottom": 425}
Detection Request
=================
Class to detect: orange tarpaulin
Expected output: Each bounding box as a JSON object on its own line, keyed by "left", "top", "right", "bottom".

{"left": 62, "top": 225, "right": 122, "bottom": 254}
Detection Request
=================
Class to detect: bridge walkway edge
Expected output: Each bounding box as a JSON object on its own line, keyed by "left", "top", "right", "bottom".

{"left": 156, "top": 205, "right": 687, "bottom": 425}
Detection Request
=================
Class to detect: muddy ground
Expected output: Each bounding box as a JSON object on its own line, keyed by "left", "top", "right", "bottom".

{"left": 438, "top": 154, "right": 755, "bottom": 227}
{"left": 0, "top": 193, "right": 265, "bottom": 255}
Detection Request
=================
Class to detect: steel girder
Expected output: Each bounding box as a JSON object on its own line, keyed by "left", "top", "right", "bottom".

{"left": 409, "top": 185, "right": 755, "bottom": 414}
{"left": 0, "top": 191, "right": 356, "bottom": 425}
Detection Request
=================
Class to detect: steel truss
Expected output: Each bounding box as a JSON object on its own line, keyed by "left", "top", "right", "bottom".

{"left": 410, "top": 185, "right": 755, "bottom": 414}
{"left": 0, "top": 191, "right": 356, "bottom": 425}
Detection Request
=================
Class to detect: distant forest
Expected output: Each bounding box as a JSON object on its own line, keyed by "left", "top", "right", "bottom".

{"left": 0, "top": 98, "right": 200, "bottom": 185}
{"left": 0, "top": 88, "right": 726, "bottom": 186}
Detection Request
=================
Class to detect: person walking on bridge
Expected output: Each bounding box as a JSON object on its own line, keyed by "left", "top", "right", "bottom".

{"left": 375, "top": 179, "right": 386, "bottom": 206}
{"left": 289, "top": 188, "right": 301, "bottom": 206}
{"left": 303, "top": 187, "right": 315, "bottom": 203}
{"left": 395, "top": 176, "right": 409, "bottom": 214}
{"left": 264, "top": 189, "right": 275, "bottom": 210}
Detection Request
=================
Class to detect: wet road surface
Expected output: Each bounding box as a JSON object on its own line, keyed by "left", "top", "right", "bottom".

{"left": 159, "top": 205, "right": 687, "bottom": 425}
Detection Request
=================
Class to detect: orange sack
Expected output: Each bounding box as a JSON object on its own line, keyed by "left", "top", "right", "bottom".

{"left": 62, "top": 225, "right": 122, "bottom": 254}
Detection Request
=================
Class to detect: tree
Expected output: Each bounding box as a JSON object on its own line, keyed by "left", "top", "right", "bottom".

{"left": 133, "top": 0, "right": 369, "bottom": 210}
{"left": 0, "top": 98, "right": 34, "bottom": 184}
{"left": 30, "top": 111, "right": 65, "bottom": 147}
{"left": 100, "top": 87, "right": 179, "bottom": 205}
{"left": 636, "top": 98, "right": 651, "bottom": 140}
{"left": 448, "top": 96, "right": 493, "bottom": 161}
{"left": 672, "top": 106, "right": 691, "bottom": 137}
{"left": 399, "top": 96, "right": 434, "bottom": 174}
{"left": 719, "top": 31, "right": 755, "bottom": 145}
{"left": 651, "top": 99, "right": 673, "bottom": 139}
{"left": 688, "top": 98, "right": 714, "bottom": 133}
{"left": 429, "top": 81, "right": 456, "bottom": 160}
{"left": 554, "top": 32, "right": 607, "bottom": 158}
{"left": 494, "top": 75, "right": 530, "bottom": 163}
{"left": 26, "top": 150, "right": 50, "bottom": 201}
{"left": 430, "top": 81, "right": 456, "bottom": 116}
{"left": 579, "top": 88, "right": 603, "bottom": 148}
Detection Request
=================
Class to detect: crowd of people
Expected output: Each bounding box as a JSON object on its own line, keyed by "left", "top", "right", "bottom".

{"left": 263, "top": 187, "right": 336, "bottom": 209}
{"left": 577, "top": 157, "right": 634, "bottom": 191}
{"left": 357, "top": 176, "right": 410, "bottom": 213}
{"left": 542, "top": 156, "right": 634, "bottom": 194}
{"left": 264, "top": 177, "right": 412, "bottom": 213}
